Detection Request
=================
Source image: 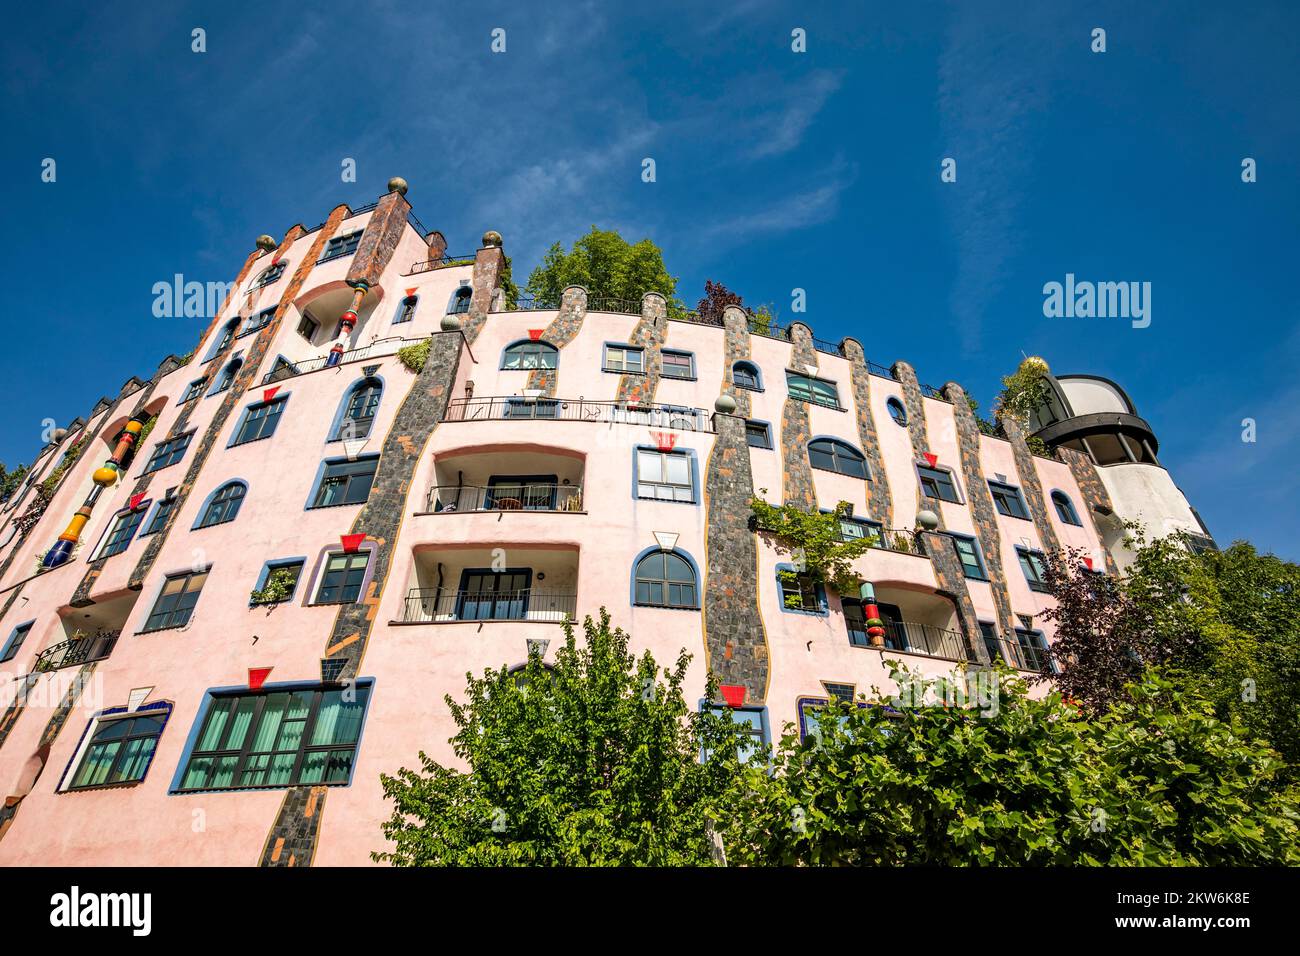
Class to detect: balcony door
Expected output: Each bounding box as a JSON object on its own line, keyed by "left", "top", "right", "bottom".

{"left": 456, "top": 568, "right": 531, "bottom": 621}
{"left": 876, "top": 602, "right": 907, "bottom": 650}
{"left": 486, "top": 475, "right": 557, "bottom": 511}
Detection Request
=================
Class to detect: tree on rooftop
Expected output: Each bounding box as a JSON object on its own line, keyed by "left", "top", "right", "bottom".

{"left": 695, "top": 279, "right": 744, "bottom": 325}
{"left": 524, "top": 227, "right": 680, "bottom": 309}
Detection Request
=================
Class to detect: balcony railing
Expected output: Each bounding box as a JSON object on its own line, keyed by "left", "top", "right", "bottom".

{"left": 849, "top": 619, "right": 972, "bottom": 662}
{"left": 424, "top": 483, "right": 583, "bottom": 514}
{"left": 260, "top": 336, "right": 419, "bottom": 385}
{"left": 34, "top": 629, "right": 120, "bottom": 672}
{"left": 406, "top": 254, "right": 476, "bottom": 275}
{"left": 989, "top": 637, "right": 1057, "bottom": 674}
{"left": 401, "top": 588, "right": 576, "bottom": 623}
{"left": 443, "top": 396, "right": 715, "bottom": 432}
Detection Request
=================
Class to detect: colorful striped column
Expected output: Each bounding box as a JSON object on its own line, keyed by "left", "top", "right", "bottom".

{"left": 326, "top": 281, "right": 368, "bottom": 367}
{"left": 42, "top": 415, "right": 148, "bottom": 569}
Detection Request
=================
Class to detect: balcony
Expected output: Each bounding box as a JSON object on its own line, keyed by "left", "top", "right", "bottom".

{"left": 846, "top": 617, "right": 971, "bottom": 662}
{"left": 842, "top": 586, "right": 971, "bottom": 662}
{"left": 401, "top": 587, "right": 576, "bottom": 623}
{"left": 425, "top": 483, "right": 583, "bottom": 514}
{"left": 34, "top": 628, "right": 119, "bottom": 672}
{"left": 443, "top": 396, "right": 714, "bottom": 432}
{"left": 397, "top": 545, "right": 580, "bottom": 626}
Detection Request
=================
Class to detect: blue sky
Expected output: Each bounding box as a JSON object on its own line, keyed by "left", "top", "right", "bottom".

{"left": 3, "top": 2, "right": 1297, "bottom": 558}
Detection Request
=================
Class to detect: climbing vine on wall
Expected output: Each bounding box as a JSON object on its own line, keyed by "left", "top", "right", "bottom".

{"left": 750, "top": 496, "right": 874, "bottom": 602}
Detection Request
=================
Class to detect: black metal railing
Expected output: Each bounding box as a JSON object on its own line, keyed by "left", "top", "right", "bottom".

{"left": 667, "top": 308, "right": 724, "bottom": 327}
{"left": 443, "top": 396, "right": 715, "bottom": 432}
{"left": 920, "top": 382, "right": 951, "bottom": 403}
{"left": 406, "top": 254, "right": 476, "bottom": 275}
{"left": 492, "top": 295, "right": 559, "bottom": 312}
{"left": 424, "top": 483, "right": 584, "bottom": 514}
{"left": 34, "top": 629, "right": 120, "bottom": 672}
{"left": 401, "top": 588, "right": 576, "bottom": 623}
{"left": 850, "top": 620, "right": 971, "bottom": 661}
{"left": 866, "top": 360, "right": 897, "bottom": 380}
{"left": 989, "top": 637, "right": 1057, "bottom": 674}
{"left": 260, "top": 336, "right": 419, "bottom": 385}
{"left": 749, "top": 319, "right": 791, "bottom": 341}
{"left": 811, "top": 336, "right": 846, "bottom": 357}
{"left": 587, "top": 297, "right": 641, "bottom": 314}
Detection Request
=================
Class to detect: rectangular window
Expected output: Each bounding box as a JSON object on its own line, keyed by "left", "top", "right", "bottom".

{"left": 233, "top": 396, "right": 287, "bottom": 446}
{"left": 251, "top": 559, "right": 305, "bottom": 605}
{"left": 182, "top": 379, "right": 207, "bottom": 403}
{"left": 142, "top": 433, "right": 193, "bottom": 474}
{"left": 660, "top": 350, "right": 695, "bottom": 380}
{"left": 1014, "top": 628, "right": 1053, "bottom": 672}
{"left": 917, "top": 465, "right": 960, "bottom": 503}
{"left": 458, "top": 569, "right": 531, "bottom": 620}
{"left": 176, "top": 684, "right": 371, "bottom": 792}
{"left": 319, "top": 231, "right": 362, "bottom": 263}
{"left": 989, "top": 481, "right": 1031, "bottom": 519}
{"left": 504, "top": 398, "right": 558, "bottom": 420}
{"left": 141, "top": 495, "right": 177, "bottom": 536}
{"left": 1017, "top": 547, "right": 1050, "bottom": 593}
{"left": 395, "top": 297, "right": 417, "bottom": 324}
{"left": 297, "top": 315, "right": 319, "bottom": 341}
{"left": 311, "top": 457, "right": 378, "bottom": 508}
{"left": 603, "top": 345, "right": 645, "bottom": 374}
{"left": 314, "top": 552, "right": 370, "bottom": 604}
{"left": 979, "top": 621, "right": 1004, "bottom": 666}
{"left": 838, "top": 517, "right": 884, "bottom": 548}
{"left": 486, "top": 475, "right": 559, "bottom": 511}
{"left": 780, "top": 572, "right": 822, "bottom": 612}
{"left": 241, "top": 308, "right": 276, "bottom": 335}
{"left": 705, "top": 705, "right": 769, "bottom": 764}
{"left": 745, "top": 421, "right": 772, "bottom": 449}
{"left": 948, "top": 533, "right": 987, "bottom": 579}
{"left": 786, "top": 372, "right": 840, "bottom": 409}
{"left": 1, "top": 622, "right": 33, "bottom": 663}
{"left": 98, "top": 507, "right": 148, "bottom": 559}
{"left": 143, "top": 570, "right": 208, "bottom": 632}
{"left": 68, "top": 710, "right": 169, "bottom": 790}
{"left": 635, "top": 449, "right": 694, "bottom": 503}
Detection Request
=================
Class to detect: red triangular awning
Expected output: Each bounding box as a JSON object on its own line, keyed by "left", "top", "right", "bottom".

{"left": 922, "top": 452, "right": 938, "bottom": 468}
{"left": 128, "top": 492, "right": 147, "bottom": 511}
{"left": 248, "top": 667, "right": 273, "bottom": 691}
{"left": 527, "top": 329, "right": 544, "bottom": 341}
{"left": 341, "top": 534, "right": 365, "bottom": 553}
{"left": 719, "top": 684, "right": 746, "bottom": 708}
{"left": 263, "top": 386, "right": 280, "bottom": 403}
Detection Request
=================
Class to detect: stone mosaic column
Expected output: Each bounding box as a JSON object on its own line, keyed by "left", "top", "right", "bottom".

{"left": 841, "top": 338, "right": 893, "bottom": 529}
{"left": 525, "top": 286, "right": 588, "bottom": 396}
{"left": 1001, "top": 417, "right": 1063, "bottom": 556}
{"left": 780, "top": 323, "right": 818, "bottom": 511}
{"left": 614, "top": 293, "right": 668, "bottom": 405}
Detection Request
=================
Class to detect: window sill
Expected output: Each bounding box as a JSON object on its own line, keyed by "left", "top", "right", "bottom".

{"left": 61, "top": 780, "right": 147, "bottom": 794}
{"left": 229, "top": 434, "right": 275, "bottom": 448}
{"left": 170, "top": 779, "right": 353, "bottom": 796}
{"left": 631, "top": 603, "right": 700, "bottom": 612}
{"left": 136, "top": 625, "right": 186, "bottom": 636}
{"left": 306, "top": 500, "right": 370, "bottom": 511}
{"left": 635, "top": 496, "right": 698, "bottom": 505}
{"left": 311, "top": 599, "right": 361, "bottom": 607}
{"left": 603, "top": 368, "right": 646, "bottom": 376}
{"left": 792, "top": 398, "right": 847, "bottom": 412}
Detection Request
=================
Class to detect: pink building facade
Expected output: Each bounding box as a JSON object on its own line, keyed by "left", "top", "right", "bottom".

{"left": 0, "top": 184, "right": 1208, "bottom": 866}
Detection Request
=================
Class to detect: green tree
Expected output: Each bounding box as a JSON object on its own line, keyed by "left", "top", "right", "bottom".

{"left": 374, "top": 609, "right": 751, "bottom": 866}
{"left": 722, "top": 664, "right": 1300, "bottom": 866}
{"left": 524, "top": 227, "right": 680, "bottom": 309}
{"left": 0, "top": 462, "right": 27, "bottom": 503}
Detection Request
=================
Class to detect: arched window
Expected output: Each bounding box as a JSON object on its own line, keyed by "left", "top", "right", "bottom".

{"left": 502, "top": 340, "right": 558, "bottom": 370}
{"left": 886, "top": 397, "right": 908, "bottom": 427}
{"left": 211, "top": 358, "right": 242, "bottom": 394}
{"left": 197, "top": 482, "right": 246, "bottom": 528}
{"left": 634, "top": 550, "right": 698, "bottom": 609}
{"left": 808, "top": 438, "right": 868, "bottom": 478}
{"left": 1051, "top": 490, "right": 1082, "bottom": 526}
{"left": 394, "top": 295, "right": 418, "bottom": 324}
{"left": 335, "top": 379, "right": 382, "bottom": 440}
{"left": 449, "top": 286, "right": 472, "bottom": 314}
{"left": 732, "top": 360, "right": 762, "bottom": 391}
{"left": 207, "top": 319, "right": 238, "bottom": 360}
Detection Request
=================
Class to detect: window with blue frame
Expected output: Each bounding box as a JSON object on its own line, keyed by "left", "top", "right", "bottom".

{"left": 181, "top": 378, "right": 207, "bottom": 403}
{"left": 394, "top": 295, "right": 418, "bottom": 323}
{"left": 241, "top": 308, "right": 276, "bottom": 335}
{"left": 97, "top": 505, "right": 149, "bottom": 558}
{"left": 501, "top": 340, "right": 558, "bottom": 370}
{"left": 1017, "top": 546, "right": 1051, "bottom": 592}
{"left": 660, "top": 349, "right": 695, "bottom": 380}
{"left": 634, "top": 550, "right": 698, "bottom": 608}
{"left": 210, "top": 358, "right": 242, "bottom": 395}
{"left": 449, "top": 285, "right": 472, "bottom": 313}
{"left": 197, "top": 482, "right": 246, "bottom": 528}
{"left": 65, "top": 706, "right": 171, "bottom": 790}
{"left": 786, "top": 371, "right": 840, "bottom": 408}
{"left": 174, "top": 683, "right": 372, "bottom": 792}
{"left": 917, "top": 464, "right": 960, "bottom": 503}
{"left": 732, "top": 360, "right": 762, "bottom": 391}
{"left": 310, "top": 457, "right": 378, "bottom": 508}
{"left": 988, "top": 481, "right": 1031, "bottom": 519}
{"left": 142, "top": 432, "right": 193, "bottom": 474}
{"left": 141, "top": 493, "right": 177, "bottom": 536}
{"left": 603, "top": 344, "right": 644, "bottom": 374}
{"left": 947, "top": 532, "right": 988, "bottom": 579}
{"left": 318, "top": 231, "right": 362, "bottom": 263}
{"left": 1, "top": 622, "right": 33, "bottom": 663}
{"left": 142, "top": 569, "right": 208, "bottom": 632}
{"left": 250, "top": 559, "right": 306, "bottom": 606}
{"left": 886, "top": 397, "right": 908, "bottom": 426}
{"left": 333, "top": 380, "right": 381, "bottom": 440}
{"left": 704, "top": 704, "right": 769, "bottom": 763}
{"left": 251, "top": 261, "right": 286, "bottom": 289}
{"left": 979, "top": 621, "right": 1005, "bottom": 666}
{"left": 834, "top": 514, "right": 884, "bottom": 547}
{"left": 778, "top": 565, "right": 825, "bottom": 614}
{"left": 1052, "top": 490, "right": 1082, "bottom": 526}
{"left": 635, "top": 448, "right": 695, "bottom": 502}
{"left": 745, "top": 420, "right": 772, "bottom": 449}
{"left": 232, "top": 396, "right": 287, "bottom": 446}
{"left": 209, "top": 319, "right": 238, "bottom": 359}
